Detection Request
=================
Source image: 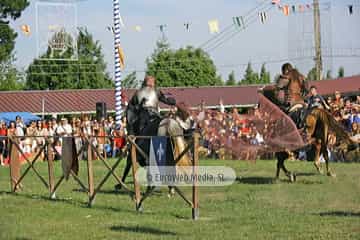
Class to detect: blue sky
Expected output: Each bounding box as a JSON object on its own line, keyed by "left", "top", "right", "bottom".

{"left": 10, "top": 0, "right": 360, "bottom": 82}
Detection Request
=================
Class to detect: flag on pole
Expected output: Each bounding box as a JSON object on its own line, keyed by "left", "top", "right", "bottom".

{"left": 116, "top": 44, "right": 125, "bottom": 70}
{"left": 208, "top": 19, "right": 220, "bottom": 34}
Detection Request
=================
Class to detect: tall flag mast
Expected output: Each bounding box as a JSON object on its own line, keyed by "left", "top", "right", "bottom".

{"left": 113, "top": 0, "right": 123, "bottom": 127}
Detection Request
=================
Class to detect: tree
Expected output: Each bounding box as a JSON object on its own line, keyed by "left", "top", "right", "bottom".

{"left": 225, "top": 71, "right": 237, "bottom": 85}
{"left": 122, "top": 71, "right": 138, "bottom": 89}
{"left": 240, "top": 62, "right": 258, "bottom": 85}
{"left": 338, "top": 67, "right": 345, "bottom": 78}
{"left": 146, "top": 40, "right": 222, "bottom": 87}
{"left": 26, "top": 28, "right": 113, "bottom": 90}
{"left": 259, "top": 63, "right": 271, "bottom": 84}
{"left": 307, "top": 67, "right": 317, "bottom": 81}
{"left": 325, "top": 70, "right": 332, "bottom": 80}
{"left": 0, "top": 56, "right": 25, "bottom": 90}
{"left": 0, "top": 0, "right": 29, "bottom": 62}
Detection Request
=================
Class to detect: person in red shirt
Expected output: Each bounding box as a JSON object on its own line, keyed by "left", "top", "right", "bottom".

{"left": 112, "top": 127, "right": 126, "bottom": 158}
{"left": 0, "top": 121, "right": 7, "bottom": 166}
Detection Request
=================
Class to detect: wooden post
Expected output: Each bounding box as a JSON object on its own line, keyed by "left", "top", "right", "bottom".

{"left": 130, "top": 139, "right": 141, "bottom": 210}
{"left": 47, "top": 140, "right": 56, "bottom": 199}
{"left": 9, "top": 137, "right": 20, "bottom": 192}
{"left": 192, "top": 132, "right": 199, "bottom": 220}
{"left": 87, "top": 138, "right": 95, "bottom": 207}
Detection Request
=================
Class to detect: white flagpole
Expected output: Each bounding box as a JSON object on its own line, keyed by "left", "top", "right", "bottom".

{"left": 113, "top": 0, "right": 123, "bottom": 127}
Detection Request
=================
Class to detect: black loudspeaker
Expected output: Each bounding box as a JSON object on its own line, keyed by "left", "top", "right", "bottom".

{"left": 96, "top": 102, "right": 107, "bottom": 120}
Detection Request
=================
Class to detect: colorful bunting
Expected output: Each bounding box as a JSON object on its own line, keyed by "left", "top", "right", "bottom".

{"left": 283, "top": 5, "right": 290, "bottom": 16}
{"left": 184, "top": 22, "right": 190, "bottom": 31}
{"left": 259, "top": 12, "right": 267, "bottom": 24}
{"left": 271, "top": 0, "right": 280, "bottom": 5}
{"left": 349, "top": 5, "right": 353, "bottom": 15}
{"left": 233, "top": 16, "right": 245, "bottom": 29}
{"left": 208, "top": 19, "right": 219, "bottom": 34}
{"left": 134, "top": 25, "right": 142, "bottom": 32}
{"left": 20, "top": 25, "right": 31, "bottom": 36}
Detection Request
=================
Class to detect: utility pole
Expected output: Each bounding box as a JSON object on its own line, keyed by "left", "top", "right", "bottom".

{"left": 313, "top": 0, "right": 322, "bottom": 81}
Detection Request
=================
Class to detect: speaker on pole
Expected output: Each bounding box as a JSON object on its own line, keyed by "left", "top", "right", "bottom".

{"left": 96, "top": 102, "right": 107, "bottom": 121}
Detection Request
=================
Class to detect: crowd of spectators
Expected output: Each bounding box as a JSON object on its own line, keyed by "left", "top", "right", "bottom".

{"left": 0, "top": 115, "right": 127, "bottom": 166}
{"left": 0, "top": 91, "right": 359, "bottom": 166}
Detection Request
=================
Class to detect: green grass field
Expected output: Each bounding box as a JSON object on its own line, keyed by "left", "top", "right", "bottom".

{"left": 0, "top": 159, "right": 359, "bottom": 240}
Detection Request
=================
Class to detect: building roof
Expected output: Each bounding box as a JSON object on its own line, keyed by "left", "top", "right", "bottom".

{"left": 0, "top": 75, "right": 359, "bottom": 115}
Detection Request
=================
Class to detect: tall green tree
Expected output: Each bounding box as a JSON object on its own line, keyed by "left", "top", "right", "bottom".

{"left": 226, "top": 71, "right": 237, "bottom": 85}
{"left": 0, "top": 0, "right": 29, "bottom": 62}
{"left": 240, "top": 62, "right": 258, "bottom": 85}
{"left": 26, "top": 28, "right": 113, "bottom": 90}
{"left": 325, "top": 70, "right": 332, "bottom": 80}
{"left": 337, "top": 67, "right": 345, "bottom": 78}
{"left": 307, "top": 67, "right": 317, "bottom": 81}
{"left": 0, "top": 56, "right": 25, "bottom": 90}
{"left": 122, "top": 71, "right": 138, "bottom": 89}
{"left": 259, "top": 63, "right": 271, "bottom": 84}
{"left": 146, "top": 40, "right": 222, "bottom": 87}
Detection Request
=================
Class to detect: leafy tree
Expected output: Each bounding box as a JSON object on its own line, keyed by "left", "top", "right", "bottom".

{"left": 122, "top": 71, "right": 138, "bottom": 89}
{"left": 146, "top": 40, "right": 222, "bottom": 87}
{"left": 0, "top": 0, "right": 29, "bottom": 62}
{"left": 337, "top": 67, "right": 345, "bottom": 78}
{"left": 307, "top": 67, "right": 317, "bottom": 81}
{"left": 0, "top": 56, "right": 25, "bottom": 90}
{"left": 26, "top": 28, "right": 113, "bottom": 90}
{"left": 240, "top": 62, "right": 258, "bottom": 85}
{"left": 225, "top": 71, "right": 237, "bottom": 85}
{"left": 325, "top": 70, "right": 332, "bottom": 80}
{"left": 259, "top": 63, "right": 271, "bottom": 84}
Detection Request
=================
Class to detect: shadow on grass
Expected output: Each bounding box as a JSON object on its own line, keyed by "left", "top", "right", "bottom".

{"left": 110, "top": 225, "right": 177, "bottom": 236}
{"left": 236, "top": 177, "right": 275, "bottom": 185}
{"left": 6, "top": 192, "right": 135, "bottom": 214}
{"left": 319, "top": 211, "right": 360, "bottom": 217}
{"left": 295, "top": 172, "right": 317, "bottom": 177}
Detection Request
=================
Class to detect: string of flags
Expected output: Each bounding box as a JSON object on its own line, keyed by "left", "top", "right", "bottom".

{"left": 16, "top": 0, "right": 359, "bottom": 38}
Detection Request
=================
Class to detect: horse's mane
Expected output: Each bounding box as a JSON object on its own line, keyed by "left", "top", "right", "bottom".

{"left": 288, "top": 69, "right": 305, "bottom": 84}
{"left": 311, "top": 108, "right": 353, "bottom": 144}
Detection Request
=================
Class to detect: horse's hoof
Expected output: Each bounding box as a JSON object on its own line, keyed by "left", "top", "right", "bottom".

{"left": 136, "top": 206, "right": 144, "bottom": 213}
{"left": 327, "top": 172, "right": 336, "bottom": 178}
{"left": 288, "top": 173, "right": 296, "bottom": 183}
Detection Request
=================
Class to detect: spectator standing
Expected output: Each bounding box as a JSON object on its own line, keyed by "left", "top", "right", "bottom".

{"left": 307, "top": 86, "right": 331, "bottom": 110}
{"left": 0, "top": 121, "right": 7, "bottom": 165}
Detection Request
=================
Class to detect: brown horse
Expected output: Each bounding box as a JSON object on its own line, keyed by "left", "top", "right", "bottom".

{"left": 304, "top": 108, "right": 357, "bottom": 177}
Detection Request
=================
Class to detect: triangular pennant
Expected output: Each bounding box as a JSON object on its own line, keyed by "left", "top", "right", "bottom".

{"left": 283, "top": 5, "right": 290, "bottom": 16}
{"left": 20, "top": 25, "right": 31, "bottom": 36}
{"left": 259, "top": 12, "right": 267, "bottom": 24}
{"left": 116, "top": 44, "right": 125, "bottom": 70}
{"left": 208, "top": 19, "right": 220, "bottom": 34}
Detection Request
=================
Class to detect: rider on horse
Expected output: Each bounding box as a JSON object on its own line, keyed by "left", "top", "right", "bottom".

{"left": 115, "top": 75, "right": 177, "bottom": 190}
{"left": 126, "top": 75, "right": 177, "bottom": 137}
{"left": 275, "top": 63, "right": 309, "bottom": 129}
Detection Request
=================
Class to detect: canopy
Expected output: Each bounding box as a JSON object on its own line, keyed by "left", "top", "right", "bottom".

{"left": 0, "top": 112, "right": 41, "bottom": 126}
